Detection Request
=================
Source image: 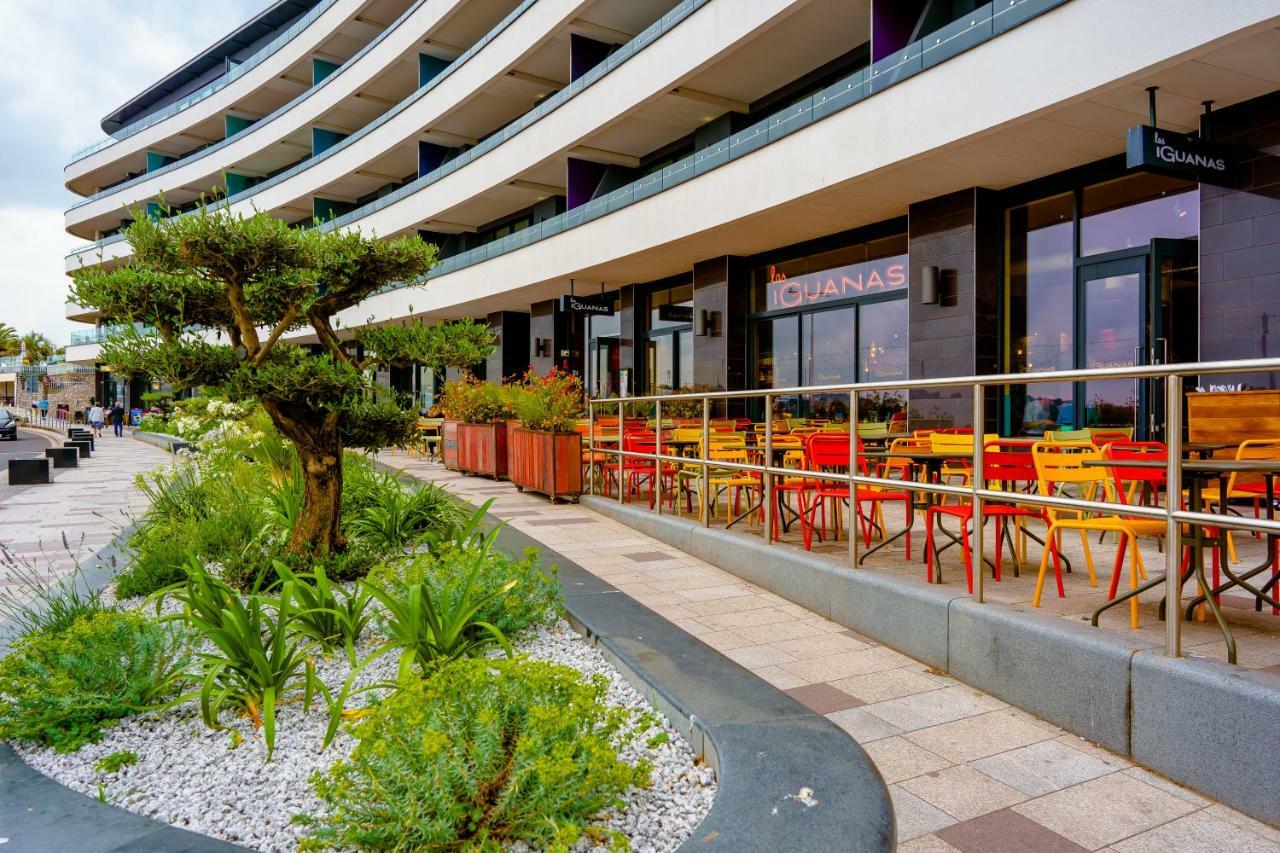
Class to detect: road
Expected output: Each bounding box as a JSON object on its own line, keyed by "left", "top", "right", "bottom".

{"left": 0, "top": 429, "right": 54, "bottom": 465}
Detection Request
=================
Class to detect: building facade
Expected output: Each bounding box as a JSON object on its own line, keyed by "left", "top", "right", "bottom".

{"left": 63, "top": 0, "right": 1280, "bottom": 435}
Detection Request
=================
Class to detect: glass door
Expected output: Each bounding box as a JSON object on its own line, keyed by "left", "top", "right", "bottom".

{"left": 1076, "top": 256, "right": 1147, "bottom": 433}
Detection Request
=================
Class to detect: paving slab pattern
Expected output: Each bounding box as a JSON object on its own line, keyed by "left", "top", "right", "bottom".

{"left": 0, "top": 430, "right": 171, "bottom": 612}
{"left": 382, "top": 450, "right": 1280, "bottom": 852}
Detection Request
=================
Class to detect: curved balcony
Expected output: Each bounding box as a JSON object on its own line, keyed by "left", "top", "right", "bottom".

{"left": 64, "top": 0, "right": 395, "bottom": 192}
{"left": 68, "top": 0, "right": 343, "bottom": 165}
{"left": 63, "top": 0, "right": 488, "bottom": 235}
{"left": 65, "top": 0, "right": 726, "bottom": 268}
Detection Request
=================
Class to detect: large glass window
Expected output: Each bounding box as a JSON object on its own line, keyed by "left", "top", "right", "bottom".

{"left": 1081, "top": 174, "right": 1197, "bottom": 257}
{"left": 859, "top": 299, "right": 908, "bottom": 420}
{"left": 1003, "top": 172, "right": 1198, "bottom": 434}
{"left": 644, "top": 283, "right": 694, "bottom": 393}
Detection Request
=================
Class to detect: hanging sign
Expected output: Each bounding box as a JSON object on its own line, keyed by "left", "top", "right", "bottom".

{"left": 657, "top": 304, "right": 694, "bottom": 323}
{"left": 764, "top": 254, "right": 907, "bottom": 312}
{"left": 1125, "top": 125, "right": 1238, "bottom": 183}
{"left": 559, "top": 294, "right": 614, "bottom": 316}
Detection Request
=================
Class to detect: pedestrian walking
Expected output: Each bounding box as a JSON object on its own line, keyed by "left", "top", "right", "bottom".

{"left": 88, "top": 402, "right": 105, "bottom": 438}
{"left": 110, "top": 400, "right": 126, "bottom": 437}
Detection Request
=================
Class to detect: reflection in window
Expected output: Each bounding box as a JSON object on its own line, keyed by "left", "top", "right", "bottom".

{"left": 646, "top": 336, "right": 674, "bottom": 393}
{"left": 1081, "top": 175, "right": 1197, "bottom": 257}
{"left": 677, "top": 330, "right": 694, "bottom": 389}
{"left": 859, "top": 299, "right": 908, "bottom": 420}
{"left": 805, "top": 307, "right": 857, "bottom": 420}
{"left": 1006, "top": 193, "right": 1074, "bottom": 434}
{"left": 754, "top": 317, "right": 800, "bottom": 416}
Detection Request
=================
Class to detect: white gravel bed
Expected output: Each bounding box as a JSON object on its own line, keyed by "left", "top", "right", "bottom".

{"left": 12, "top": 615, "right": 714, "bottom": 853}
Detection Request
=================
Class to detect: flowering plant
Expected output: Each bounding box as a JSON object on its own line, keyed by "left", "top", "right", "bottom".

{"left": 439, "top": 377, "right": 512, "bottom": 424}
{"left": 507, "top": 367, "right": 584, "bottom": 433}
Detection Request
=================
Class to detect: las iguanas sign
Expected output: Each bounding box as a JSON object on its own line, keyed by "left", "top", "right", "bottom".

{"left": 1126, "top": 125, "right": 1238, "bottom": 184}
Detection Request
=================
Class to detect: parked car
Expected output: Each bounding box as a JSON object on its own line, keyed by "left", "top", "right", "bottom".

{"left": 0, "top": 409, "right": 16, "bottom": 441}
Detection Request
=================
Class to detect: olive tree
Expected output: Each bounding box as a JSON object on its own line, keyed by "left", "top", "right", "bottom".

{"left": 71, "top": 208, "right": 439, "bottom": 556}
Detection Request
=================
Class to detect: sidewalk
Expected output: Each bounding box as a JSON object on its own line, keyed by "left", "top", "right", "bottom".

{"left": 380, "top": 450, "right": 1280, "bottom": 853}
{"left": 0, "top": 430, "right": 172, "bottom": 610}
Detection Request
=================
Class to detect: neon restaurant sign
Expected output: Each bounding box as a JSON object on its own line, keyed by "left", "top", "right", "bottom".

{"left": 764, "top": 254, "right": 907, "bottom": 311}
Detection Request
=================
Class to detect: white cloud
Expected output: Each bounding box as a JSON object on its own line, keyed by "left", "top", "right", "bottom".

{"left": 0, "top": 207, "right": 81, "bottom": 340}
{"left": 0, "top": 0, "right": 265, "bottom": 344}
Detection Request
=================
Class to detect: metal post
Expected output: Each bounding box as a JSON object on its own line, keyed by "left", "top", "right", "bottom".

{"left": 849, "top": 389, "right": 860, "bottom": 570}
{"left": 617, "top": 401, "right": 624, "bottom": 504}
{"left": 701, "top": 396, "right": 710, "bottom": 528}
{"left": 654, "top": 399, "right": 663, "bottom": 515}
{"left": 587, "top": 399, "right": 595, "bottom": 496}
{"left": 972, "top": 384, "right": 985, "bottom": 603}
{"left": 764, "top": 394, "right": 774, "bottom": 544}
{"left": 1165, "top": 373, "right": 1183, "bottom": 657}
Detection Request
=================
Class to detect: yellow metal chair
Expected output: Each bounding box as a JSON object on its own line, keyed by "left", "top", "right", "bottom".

{"left": 1046, "top": 428, "right": 1093, "bottom": 442}
{"left": 1031, "top": 441, "right": 1164, "bottom": 627}
{"left": 1195, "top": 439, "right": 1280, "bottom": 564}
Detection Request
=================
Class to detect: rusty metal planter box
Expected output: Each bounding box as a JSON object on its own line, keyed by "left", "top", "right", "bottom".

{"left": 507, "top": 427, "right": 582, "bottom": 501}
{"left": 442, "top": 419, "right": 460, "bottom": 471}
{"left": 457, "top": 422, "right": 508, "bottom": 479}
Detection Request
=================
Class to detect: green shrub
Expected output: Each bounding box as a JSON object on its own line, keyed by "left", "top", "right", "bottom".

{"left": 273, "top": 562, "right": 373, "bottom": 659}
{"left": 363, "top": 557, "right": 515, "bottom": 678}
{"left": 300, "top": 658, "right": 650, "bottom": 851}
{"left": 117, "top": 521, "right": 192, "bottom": 598}
{"left": 159, "top": 563, "right": 319, "bottom": 758}
{"left": 0, "top": 611, "right": 189, "bottom": 752}
{"left": 94, "top": 749, "right": 139, "bottom": 773}
{"left": 370, "top": 542, "right": 559, "bottom": 639}
{"left": 0, "top": 554, "right": 111, "bottom": 640}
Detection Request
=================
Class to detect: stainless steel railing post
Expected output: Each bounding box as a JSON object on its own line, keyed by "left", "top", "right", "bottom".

{"left": 587, "top": 399, "right": 595, "bottom": 496}
{"left": 849, "top": 389, "right": 860, "bottom": 570}
{"left": 655, "top": 399, "right": 664, "bottom": 515}
{"left": 764, "top": 394, "right": 774, "bottom": 545}
{"left": 617, "top": 400, "right": 624, "bottom": 504}
{"left": 1165, "top": 373, "right": 1183, "bottom": 658}
{"left": 972, "top": 383, "right": 985, "bottom": 603}
{"left": 701, "top": 396, "right": 710, "bottom": 528}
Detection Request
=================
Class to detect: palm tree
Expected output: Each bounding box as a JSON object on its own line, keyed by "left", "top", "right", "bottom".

{"left": 0, "top": 323, "right": 18, "bottom": 357}
{"left": 20, "top": 332, "right": 53, "bottom": 366}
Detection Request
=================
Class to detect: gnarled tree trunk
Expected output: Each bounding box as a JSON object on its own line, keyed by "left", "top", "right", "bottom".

{"left": 261, "top": 399, "right": 345, "bottom": 555}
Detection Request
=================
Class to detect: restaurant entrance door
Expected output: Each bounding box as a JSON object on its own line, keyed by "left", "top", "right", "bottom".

{"left": 1073, "top": 238, "right": 1197, "bottom": 439}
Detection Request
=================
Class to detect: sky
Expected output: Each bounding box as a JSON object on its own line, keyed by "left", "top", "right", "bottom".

{"left": 0, "top": 0, "right": 266, "bottom": 346}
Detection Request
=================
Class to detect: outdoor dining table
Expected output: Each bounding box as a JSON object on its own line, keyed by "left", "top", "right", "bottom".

{"left": 1083, "top": 457, "right": 1280, "bottom": 664}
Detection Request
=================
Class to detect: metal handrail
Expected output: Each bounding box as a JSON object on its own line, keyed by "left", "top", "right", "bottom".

{"left": 586, "top": 357, "right": 1280, "bottom": 664}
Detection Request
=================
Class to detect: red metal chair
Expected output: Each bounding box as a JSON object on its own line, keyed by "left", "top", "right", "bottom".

{"left": 798, "top": 433, "right": 913, "bottom": 555}
{"left": 925, "top": 441, "right": 1053, "bottom": 592}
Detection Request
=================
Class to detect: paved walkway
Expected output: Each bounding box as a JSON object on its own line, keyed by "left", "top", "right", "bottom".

{"left": 0, "top": 429, "right": 171, "bottom": 614}
{"left": 381, "top": 450, "right": 1280, "bottom": 853}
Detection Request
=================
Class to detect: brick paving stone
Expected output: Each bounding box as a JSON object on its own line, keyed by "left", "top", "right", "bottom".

{"left": 935, "top": 808, "right": 1086, "bottom": 852}
{"left": 783, "top": 682, "right": 865, "bottom": 714}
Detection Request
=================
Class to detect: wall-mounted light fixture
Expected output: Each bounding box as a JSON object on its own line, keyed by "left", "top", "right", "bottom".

{"left": 695, "top": 309, "right": 721, "bottom": 337}
{"left": 920, "top": 265, "right": 940, "bottom": 306}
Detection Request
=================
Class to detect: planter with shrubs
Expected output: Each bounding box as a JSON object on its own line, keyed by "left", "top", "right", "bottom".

{"left": 506, "top": 367, "right": 585, "bottom": 501}
{"left": 439, "top": 377, "right": 512, "bottom": 479}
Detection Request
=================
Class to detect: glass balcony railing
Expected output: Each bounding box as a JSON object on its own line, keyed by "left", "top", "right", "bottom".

{"left": 69, "top": 323, "right": 153, "bottom": 346}
{"left": 68, "top": 0, "right": 1070, "bottom": 279}
{"left": 68, "top": 0, "right": 438, "bottom": 211}
{"left": 68, "top": 0, "right": 344, "bottom": 164}
{"left": 65, "top": 0, "right": 662, "bottom": 247}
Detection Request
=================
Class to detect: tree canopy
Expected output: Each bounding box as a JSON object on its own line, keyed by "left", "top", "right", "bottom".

{"left": 70, "top": 207, "right": 444, "bottom": 555}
